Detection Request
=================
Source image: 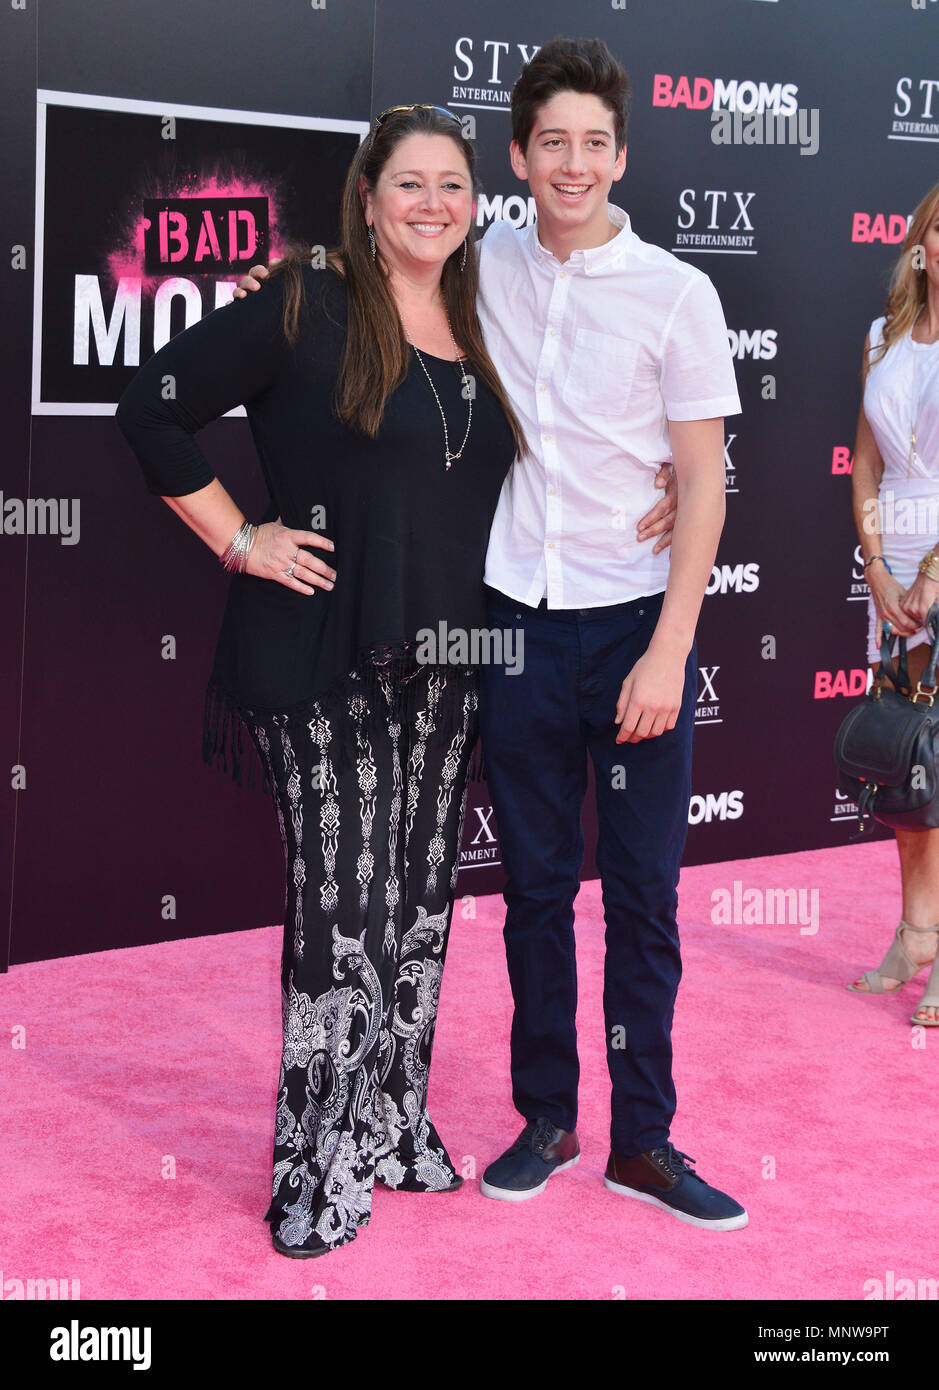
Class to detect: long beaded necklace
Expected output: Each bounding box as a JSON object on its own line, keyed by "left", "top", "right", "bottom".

{"left": 403, "top": 311, "right": 473, "bottom": 470}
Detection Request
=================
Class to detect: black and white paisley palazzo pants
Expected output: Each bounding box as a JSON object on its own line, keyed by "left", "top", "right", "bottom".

{"left": 247, "top": 650, "right": 479, "bottom": 1255}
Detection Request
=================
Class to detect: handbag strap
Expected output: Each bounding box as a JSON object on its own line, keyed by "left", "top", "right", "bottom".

{"left": 920, "top": 602, "right": 939, "bottom": 692}
{"left": 878, "top": 623, "right": 910, "bottom": 693}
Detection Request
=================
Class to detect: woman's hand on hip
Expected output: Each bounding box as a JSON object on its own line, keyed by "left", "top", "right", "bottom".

{"left": 245, "top": 519, "right": 336, "bottom": 595}
{"left": 899, "top": 572, "right": 939, "bottom": 629}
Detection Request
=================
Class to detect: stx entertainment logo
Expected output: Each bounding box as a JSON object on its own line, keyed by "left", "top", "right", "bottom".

{"left": 832, "top": 787, "right": 860, "bottom": 824}
{"left": 674, "top": 189, "right": 757, "bottom": 255}
{"left": 653, "top": 75, "right": 798, "bottom": 114}
{"left": 891, "top": 76, "right": 939, "bottom": 140}
{"left": 723, "top": 432, "right": 738, "bottom": 494}
{"left": 451, "top": 37, "right": 540, "bottom": 109}
{"left": 460, "top": 804, "right": 499, "bottom": 866}
{"left": 696, "top": 665, "right": 721, "bottom": 725}
{"left": 847, "top": 544, "right": 868, "bottom": 604}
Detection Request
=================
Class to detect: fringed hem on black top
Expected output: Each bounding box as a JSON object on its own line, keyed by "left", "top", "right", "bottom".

{"left": 202, "top": 681, "right": 273, "bottom": 794}
{"left": 202, "top": 643, "right": 479, "bottom": 794}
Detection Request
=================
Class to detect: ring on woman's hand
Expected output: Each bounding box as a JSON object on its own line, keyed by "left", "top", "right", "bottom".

{"left": 283, "top": 547, "right": 299, "bottom": 578}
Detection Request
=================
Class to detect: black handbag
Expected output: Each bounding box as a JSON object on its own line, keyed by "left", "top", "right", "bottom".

{"left": 833, "top": 603, "right": 939, "bottom": 836}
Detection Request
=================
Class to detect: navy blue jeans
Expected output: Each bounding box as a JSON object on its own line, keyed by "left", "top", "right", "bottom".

{"left": 478, "top": 585, "right": 696, "bottom": 1158}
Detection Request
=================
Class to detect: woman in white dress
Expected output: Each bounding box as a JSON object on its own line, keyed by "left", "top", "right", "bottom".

{"left": 848, "top": 180, "right": 939, "bottom": 1025}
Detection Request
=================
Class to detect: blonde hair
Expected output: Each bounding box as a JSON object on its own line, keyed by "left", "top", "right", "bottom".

{"left": 865, "top": 180, "right": 939, "bottom": 380}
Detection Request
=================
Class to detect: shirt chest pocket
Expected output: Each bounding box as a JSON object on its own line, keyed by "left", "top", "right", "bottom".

{"left": 561, "top": 327, "right": 641, "bottom": 417}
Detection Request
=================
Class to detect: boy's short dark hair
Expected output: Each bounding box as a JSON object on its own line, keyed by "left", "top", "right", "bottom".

{"left": 511, "top": 36, "right": 632, "bottom": 156}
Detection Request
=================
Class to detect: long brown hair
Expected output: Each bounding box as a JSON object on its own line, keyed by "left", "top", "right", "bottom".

{"left": 865, "top": 180, "right": 939, "bottom": 380}
{"left": 268, "top": 107, "right": 527, "bottom": 457}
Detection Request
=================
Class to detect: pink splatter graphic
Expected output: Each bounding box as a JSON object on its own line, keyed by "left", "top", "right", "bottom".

{"left": 105, "top": 165, "right": 291, "bottom": 293}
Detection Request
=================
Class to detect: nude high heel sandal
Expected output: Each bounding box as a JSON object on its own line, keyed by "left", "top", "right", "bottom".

{"left": 911, "top": 950, "right": 939, "bottom": 1026}
{"left": 847, "top": 920, "right": 939, "bottom": 995}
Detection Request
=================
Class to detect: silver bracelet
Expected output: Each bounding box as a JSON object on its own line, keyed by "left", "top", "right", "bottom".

{"left": 220, "top": 519, "right": 257, "bottom": 573}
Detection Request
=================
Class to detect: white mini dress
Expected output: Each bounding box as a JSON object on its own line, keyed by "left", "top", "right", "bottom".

{"left": 862, "top": 314, "right": 939, "bottom": 664}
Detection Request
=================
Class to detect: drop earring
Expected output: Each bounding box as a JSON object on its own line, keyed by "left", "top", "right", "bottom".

{"left": 460, "top": 238, "right": 467, "bottom": 271}
{"left": 368, "top": 224, "right": 376, "bottom": 260}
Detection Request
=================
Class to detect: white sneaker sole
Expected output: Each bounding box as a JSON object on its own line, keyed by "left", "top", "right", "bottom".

{"left": 480, "top": 1152, "right": 580, "bottom": 1202}
{"left": 603, "top": 1176, "right": 749, "bottom": 1231}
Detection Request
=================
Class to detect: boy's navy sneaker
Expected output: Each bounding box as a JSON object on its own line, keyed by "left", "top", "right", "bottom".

{"left": 480, "top": 1118, "right": 580, "bottom": 1201}
{"left": 604, "top": 1142, "right": 748, "bottom": 1231}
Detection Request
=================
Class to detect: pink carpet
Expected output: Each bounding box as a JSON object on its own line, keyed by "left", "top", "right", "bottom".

{"left": 1, "top": 839, "right": 936, "bottom": 1300}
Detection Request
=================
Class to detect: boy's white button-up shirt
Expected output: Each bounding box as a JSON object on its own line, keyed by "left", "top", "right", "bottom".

{"left": 477, "top": 203, "right": 742, "bottom": 609}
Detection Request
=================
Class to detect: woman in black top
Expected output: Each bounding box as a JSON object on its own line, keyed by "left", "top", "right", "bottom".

{"left": 116, "top": 106, "right": 525, "bottom": 1258}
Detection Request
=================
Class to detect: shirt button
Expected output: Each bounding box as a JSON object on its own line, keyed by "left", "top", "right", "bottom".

{"left": 538, "top": 383, "right": 547, "bottom": 392}
{"left": 548, "top": 487, "right": 557, "bottom": 495}
{"left": 547, "top": 542, "right": 556, "bottom": 549}
{"left": 549, "top": 329, "right": 557, "bottom": 338}
{"left": 560, "top": 271, "right": 567, "bottom": 279}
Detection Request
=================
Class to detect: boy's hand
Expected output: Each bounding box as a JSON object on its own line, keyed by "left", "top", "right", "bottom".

{"left": 231, "top": 262, "right": 274, "bottom": 300}
{"left": 614, "top": 647, "right": 685, "bottom": 742}
{"left": 637, "top": 463, "right": 677, "bottom": 553}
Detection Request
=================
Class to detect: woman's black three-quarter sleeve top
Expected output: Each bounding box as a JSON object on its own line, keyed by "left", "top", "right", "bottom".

{"left": 115, "top": 265, "right": 516, "bottom": 789}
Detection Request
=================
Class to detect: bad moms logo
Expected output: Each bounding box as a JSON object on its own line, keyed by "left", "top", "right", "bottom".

{"left": 652, "top": 74, "right": 799, "bottom": 115}
{"left": 32, "top": 90, "right": 366, "bottom": 414}
{"left": 475, "top": 193, "right": 538, "bottom": 229}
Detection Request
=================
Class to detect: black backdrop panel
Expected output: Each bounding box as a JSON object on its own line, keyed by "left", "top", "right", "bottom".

{"left": 6, "top": 0, "right": 936, "bottom": 965}
{"left": 374, "top": 0, "right": 933, "bottom": 879}
{"left": 1, "top": 4, "right": 37, "bottom": 974}
{"left": 7, "top": 2, "right": 374, "bottom": 967}
{"left": 36, "top": 0, "right": 372, "bottom": 122}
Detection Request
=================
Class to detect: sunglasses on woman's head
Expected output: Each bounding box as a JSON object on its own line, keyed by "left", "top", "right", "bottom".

{"left": 374, "top": 104, "right": 464, "bottom": 129}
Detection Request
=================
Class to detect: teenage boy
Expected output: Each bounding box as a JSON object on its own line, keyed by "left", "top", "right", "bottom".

{"left": 236, "top": 35, "right": 745, "bottom": 1230}
{"left": 472, "top": 36, "right": 746, "bottom": 1231}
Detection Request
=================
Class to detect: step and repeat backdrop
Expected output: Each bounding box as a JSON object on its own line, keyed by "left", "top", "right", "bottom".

{"left": 2, "top": 0, "right": 935, "bottom": 966}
